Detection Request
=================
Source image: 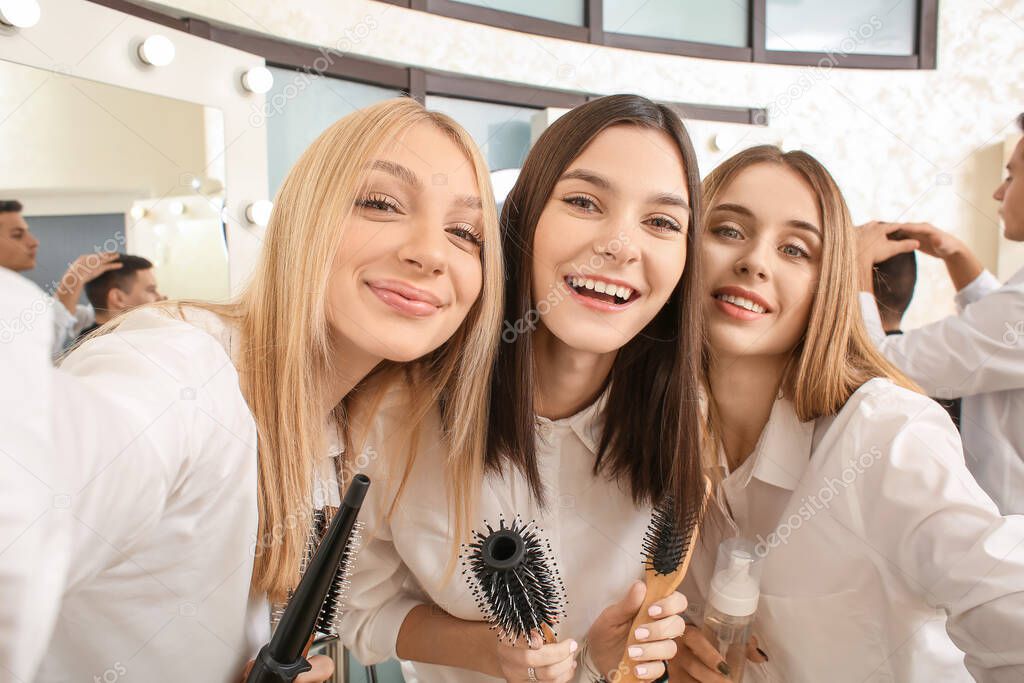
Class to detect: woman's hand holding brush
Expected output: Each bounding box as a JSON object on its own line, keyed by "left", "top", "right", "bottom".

{"left": 239, "top": 655, "right": 335, "bottom": 682}
{"left": 494, "top": 632, "right": 579, "bottom": 683}
{"left": 586, "top": 580, "right": 688, "bottom": 681}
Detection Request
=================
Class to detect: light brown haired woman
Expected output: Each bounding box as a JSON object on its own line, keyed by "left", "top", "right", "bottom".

{"left": 0, "top": 98, "right": 503, "bottom": 682}
{"left": 670, "top": 146, "right": 1024, "bottom": 682}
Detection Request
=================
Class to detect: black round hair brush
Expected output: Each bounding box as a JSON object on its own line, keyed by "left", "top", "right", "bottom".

{"left": 461, "top": 516, "right": 566, "bottom": 645}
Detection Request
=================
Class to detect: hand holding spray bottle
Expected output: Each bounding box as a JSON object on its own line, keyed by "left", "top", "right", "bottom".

{"left": 701, "top": 539, "right": 762, "bottom": 682}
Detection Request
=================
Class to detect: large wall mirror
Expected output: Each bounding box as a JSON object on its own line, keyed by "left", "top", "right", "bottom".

{"left": 0, "top": 0, "right": 269, "bottom": 302}
{"left": 2, "top": 59, "right": 231, "bottom": 301}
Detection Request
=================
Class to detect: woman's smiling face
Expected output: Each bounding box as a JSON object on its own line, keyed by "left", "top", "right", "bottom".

{"left": 325, "top": 121, "right": 485, "bottom": 363}
{"left": 530, "top": 124, "right": 691, "bottom": 355}
{"left": 703, "top": 162, "right": 824, "bottom": 362}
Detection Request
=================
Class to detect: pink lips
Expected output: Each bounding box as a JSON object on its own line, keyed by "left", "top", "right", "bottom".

{"left": 367, "top": 279, "right": 444, "bottom": 318}
{"left": 711, "top": 285, "right": 773, "bottom": 322}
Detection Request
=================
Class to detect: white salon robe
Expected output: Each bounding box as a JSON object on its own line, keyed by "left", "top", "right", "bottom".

{"left": 682, "top": 378, "right": 1024, "bottom": 682}
{"left": 0, "top": 279, "right": 263, "bottom": 682}
{"left": 859, "top": 267, "right": 1024, "bottom": 513}
{"left": 341, "top": 393, "right": 654, "bottom": 683}
{"left": 0, "top": 269, "right": 69, "bottom": 682}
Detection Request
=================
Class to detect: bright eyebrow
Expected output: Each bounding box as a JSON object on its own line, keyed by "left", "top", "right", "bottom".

{"left": 788, "top": 220, "right": 823, "bottom": 239}
{"left": 712, "top": 202, "right": 821, "bottom": 238}
{"left": 559, "top": 168, "right": 612, "bottom": 190}
{"left": 453, "top": 195, "right": 483, "bottom": 211}
{"left": 562, "top": 168, "right": 688, "bottom": 210}
{"left": 712, "top": 202, "right": 755, "bottom": 218}
{"left": 651, "top": 192, "right": 690, "bottom": 211}
{"left": 368, "top": 160, "right": 422, "bottom": 189}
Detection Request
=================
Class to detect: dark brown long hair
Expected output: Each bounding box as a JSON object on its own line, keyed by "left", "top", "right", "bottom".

{"left": 488, "top": 94, "right": 706, "bottom": 531}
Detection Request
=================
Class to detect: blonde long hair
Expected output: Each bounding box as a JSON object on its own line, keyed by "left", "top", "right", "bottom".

{"left": 701, "top": 145, "right": 918, "bottom": 425}
{"left": 93, "top": 98, "right": 502, "bottom": 600}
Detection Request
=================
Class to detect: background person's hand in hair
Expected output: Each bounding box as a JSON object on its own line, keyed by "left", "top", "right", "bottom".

{"left": 855, "top": 222, "right": 920, "bottom": 293}
{"left": 54, "top": 251, "right": 122, "bottom": 315}
{"left": 858, "top": 221, "right": 985, "bottom": 291}
{"left": 881, "top": 222, "right": 985, "bottom": 290}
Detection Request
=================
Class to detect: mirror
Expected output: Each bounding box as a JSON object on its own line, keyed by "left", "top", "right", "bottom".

{"left": 0, "top": 59, "right": 230, "bottom": 307}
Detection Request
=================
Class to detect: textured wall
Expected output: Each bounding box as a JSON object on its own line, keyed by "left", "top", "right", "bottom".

{"left": 144, "top": 0, "right": 1024, "bottom": 327}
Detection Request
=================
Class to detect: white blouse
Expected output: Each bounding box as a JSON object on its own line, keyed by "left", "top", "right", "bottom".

{"left": 681, "top": 378, "right": 1024, "bottom": 682}
{"left": 341, "top": 393, "right": 654, "bottom": 683}
{"left": 0, "top": 274, "right": 265, "bottom": 682}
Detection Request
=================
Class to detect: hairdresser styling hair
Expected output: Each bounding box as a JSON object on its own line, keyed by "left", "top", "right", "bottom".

{"left": 0, "top": 98, "right": 503, "bottom": 683}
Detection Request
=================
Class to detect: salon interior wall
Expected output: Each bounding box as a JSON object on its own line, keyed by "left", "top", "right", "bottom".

{"left": 141, "top": 0, "right": 1024, "bottom": 328}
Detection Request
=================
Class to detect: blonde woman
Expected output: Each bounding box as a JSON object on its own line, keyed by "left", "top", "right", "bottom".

{"left": 0, "top": 98, "right": 502, "bottom": 683}
{"left": 670, "top": 146, "right": 1024, "bottom": 682}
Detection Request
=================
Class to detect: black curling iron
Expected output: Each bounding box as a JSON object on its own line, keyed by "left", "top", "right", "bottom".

{"left": 246, "top": 473, "right": 371, "bottom": 683}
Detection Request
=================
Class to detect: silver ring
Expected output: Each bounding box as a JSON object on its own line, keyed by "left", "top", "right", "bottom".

{"left": 527, "top": 667, "right": 538, "bottom": 682}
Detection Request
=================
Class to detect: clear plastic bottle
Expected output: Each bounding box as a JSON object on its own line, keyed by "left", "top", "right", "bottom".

{"left": 701, "top": 539, "right": 762, "bottom": 682}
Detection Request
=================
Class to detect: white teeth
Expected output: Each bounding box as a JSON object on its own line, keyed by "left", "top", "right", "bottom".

{"left": 716, "top": 293, "right": 766, "bottom": 314}
{"left": 565, "top": 275, "right": 635, "bottom": 303}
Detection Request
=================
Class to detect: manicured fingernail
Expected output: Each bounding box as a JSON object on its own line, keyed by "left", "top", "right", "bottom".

{"left": 570, "top": 640, "right": 578, "bottom": 653}
{"left": 635, "top": 666, "right": 648, "bottom": 677}
{"left": 628, "top": 646, "right": 643, "bottom": 658}
{"left": 648, "top": 605, "right": 663, "bottom": 617}
{"left": 756, "top": 647, "right": 769, "bottom": 661}
{"left": 717, "top": 661, "right": 731, "bottom": 676}
{"left": 634, "top": 628, "right": 650, "bottom": 640}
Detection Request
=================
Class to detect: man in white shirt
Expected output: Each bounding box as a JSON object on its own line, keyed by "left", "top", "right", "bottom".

{"left": 856, "top": 113, "right": 1024, "bottom": 514}
{"left": 0, "top": 199, "right": 123, "bottom": 354}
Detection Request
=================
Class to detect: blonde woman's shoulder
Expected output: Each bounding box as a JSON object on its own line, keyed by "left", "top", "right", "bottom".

{"left": 831, "top": 376, "right": 960, "bottom": 456}
{"left": 845, "top": 377, "right": 948, "bottom": 419}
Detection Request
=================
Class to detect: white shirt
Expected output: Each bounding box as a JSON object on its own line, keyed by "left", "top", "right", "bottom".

{"left": 0, "top": 277, "right": 263, "bottom": 682}
{"left": 341, "top": 393, "right": 653, "bottom": 683}
{"left": 681, "top": 378, "right": 1024, "bottom": 682}
{"left": 859, "top": 267, "right": 1024, "bottom": 513}
{"left": 0, "top": 269, "right": 70, "bottom": 682}
{"left": 51, "top": 299, "right": 94, "bottom": 355}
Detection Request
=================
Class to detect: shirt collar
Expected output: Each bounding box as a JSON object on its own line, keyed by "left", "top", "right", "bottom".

{"left": 723, "top": 395, "right": 815, "bottom": 491}
{"left": 535, "top": 389, "right": 608, "bottom": 454}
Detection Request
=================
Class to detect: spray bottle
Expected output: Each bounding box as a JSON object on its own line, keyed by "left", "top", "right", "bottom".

{"left": 701, "top": 539, "right": 762, "bottom": 682}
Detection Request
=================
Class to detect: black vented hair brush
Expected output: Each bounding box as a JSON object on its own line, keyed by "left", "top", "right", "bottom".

{"left": 614, "top": 480, "right": 710, "bottom": 683}
{"left": 247, "top": 473, "right": 370, "bottom": 683}
{"left": 462, "top": 516, "right": 566, "bottom": 645}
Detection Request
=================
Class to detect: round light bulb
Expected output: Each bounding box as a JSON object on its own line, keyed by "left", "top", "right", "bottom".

{"left": 712, "top": 131, "right": 738, "bottom": 153}
{"left": 138, "top": 35, "right": 175, "bottom": 67}
{"left": 241, "top": 66, "right": 274, "bottom": 94}
{"left": 245, "top": 200, "right": 273, "bottom": 227}
{"left": 129, "top": 205, "right": 147, "bottom": 221}
{"left": 0, "top": 0, "right": 40, "bottom": 28}
{"left": 168, "top": 200, "right": 185, "bottom": 216}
